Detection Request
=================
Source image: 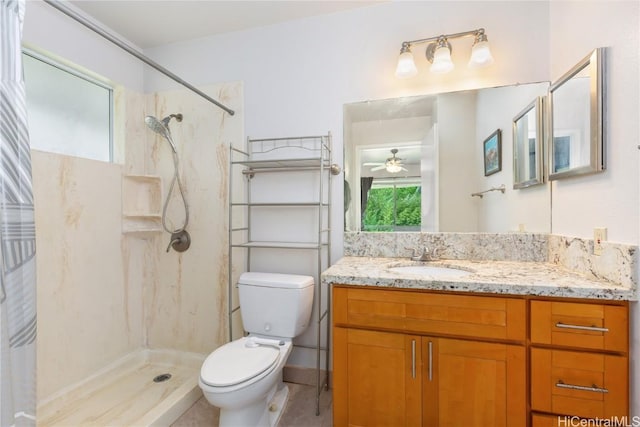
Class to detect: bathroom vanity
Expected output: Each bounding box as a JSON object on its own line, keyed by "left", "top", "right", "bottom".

{"left": 324, "top": 256, "right": 632, "bottom": 427}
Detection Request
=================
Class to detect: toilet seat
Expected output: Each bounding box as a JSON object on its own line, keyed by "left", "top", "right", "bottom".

{"left": 200, "top": 338, "right": 280, "bottom": 387}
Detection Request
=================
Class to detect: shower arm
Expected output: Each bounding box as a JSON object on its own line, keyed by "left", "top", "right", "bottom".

{"left": 43, "top": 0, "right": 235, "bottom": 116}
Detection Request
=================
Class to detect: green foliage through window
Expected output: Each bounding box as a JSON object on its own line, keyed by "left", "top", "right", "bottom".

{"left": 363, "top": 185, "right": 421, "bottom": 232}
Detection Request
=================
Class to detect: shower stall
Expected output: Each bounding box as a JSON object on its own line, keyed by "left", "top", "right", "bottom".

{"left": 32, "top": 85, "right": 242, "bottom": 426}
{"left": 24, "top": 2, "right": 242, "bottom": 426}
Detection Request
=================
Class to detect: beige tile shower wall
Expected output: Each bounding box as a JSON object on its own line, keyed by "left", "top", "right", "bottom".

{"left": 140, "top": 83, "right": 243, "bottom": 354}
{"left": 32, "top": 151, "right": 140, "bottom": 402}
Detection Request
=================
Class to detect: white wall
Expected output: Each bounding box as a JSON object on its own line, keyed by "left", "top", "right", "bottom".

{"left": 548, "top": 0, "right": 640, "bottom": 418}
{"left": 23, "top": 1, "right": 144, "bottom": 92}
{"left": 549, "top": 1, "right": 639, "bottom": 244}
{"left": 145, "top": 0, "right": 551, "bottom": 262}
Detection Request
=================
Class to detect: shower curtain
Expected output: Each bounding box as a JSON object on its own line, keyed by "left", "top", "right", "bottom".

{"left": 0, "top": 0, "right": 38, "bottom": 425}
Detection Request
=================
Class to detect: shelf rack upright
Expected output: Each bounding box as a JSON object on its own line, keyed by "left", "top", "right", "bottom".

{"left": 228, "top": 132, "right": 334, "bottom": 416}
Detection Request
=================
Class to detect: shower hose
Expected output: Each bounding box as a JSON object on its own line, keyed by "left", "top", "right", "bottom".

{"left": 163, "top": 149, "right": 189, "bottom": 234}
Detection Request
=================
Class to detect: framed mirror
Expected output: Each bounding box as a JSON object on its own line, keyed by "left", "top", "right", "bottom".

{"left": 513, "top": 96, "right": 544, "bottom": 189}
{"left": 548, "top": 48, "right": 605, "bottom": 180}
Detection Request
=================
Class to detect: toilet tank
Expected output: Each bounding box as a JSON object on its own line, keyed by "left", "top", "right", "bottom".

{"left": 238, "top": 272, "right": 314, "bottom": 338}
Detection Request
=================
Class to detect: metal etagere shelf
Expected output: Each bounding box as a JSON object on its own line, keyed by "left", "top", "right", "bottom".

{"left": 228, "top": 132, "right": 336, "bottom": 416}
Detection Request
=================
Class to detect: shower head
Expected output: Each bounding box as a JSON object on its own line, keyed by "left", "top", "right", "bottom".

{"left": 145, "top": 115, "right": 178, "bottom": 153}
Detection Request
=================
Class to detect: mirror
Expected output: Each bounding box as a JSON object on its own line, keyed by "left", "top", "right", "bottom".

{"left": 549, "top": 48, "right": 605, "bottom": 180}
{"left": 344, "top": 82, "right": 550, "bottom": 233}
{"left": 513, "top": 96, "right": 545, "bottom": 189}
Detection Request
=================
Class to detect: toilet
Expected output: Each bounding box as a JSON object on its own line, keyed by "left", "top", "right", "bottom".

{"left": 199, "top": 272, "right": 314, "bottom": 427}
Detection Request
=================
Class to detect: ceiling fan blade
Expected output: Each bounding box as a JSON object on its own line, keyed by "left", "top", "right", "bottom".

{"left": 363, "top": 162, "right": 384, "bottom": 166}
{"left": 370, "top": 165, "right": 387, "bottom": 171}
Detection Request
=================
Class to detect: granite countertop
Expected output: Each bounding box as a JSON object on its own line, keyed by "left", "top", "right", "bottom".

{"left": 321, "top": 256, "right": 636, "bottom": 301}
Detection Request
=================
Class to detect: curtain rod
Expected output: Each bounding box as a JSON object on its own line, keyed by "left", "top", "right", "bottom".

{"left": 43, "top": 0, "right": 235, "bottom": 116}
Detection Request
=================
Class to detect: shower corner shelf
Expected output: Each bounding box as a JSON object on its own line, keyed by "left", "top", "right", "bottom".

{"left": 228, "top": 133, "right": 333, "bottom": 417}
{"left": 122, "top": 174, "right": 163, "bottom": 236}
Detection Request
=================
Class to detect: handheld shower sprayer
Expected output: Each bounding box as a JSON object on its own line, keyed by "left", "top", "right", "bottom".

{"left": 143, "top": 112, "right": 190, "bottom": 252}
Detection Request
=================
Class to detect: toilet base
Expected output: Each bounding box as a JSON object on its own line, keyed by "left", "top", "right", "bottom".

{"left": 268, "top": 383, "right": 290, "bottom": 427}
{"left": 218, "top": 382, "right": 290, "bottom": 427}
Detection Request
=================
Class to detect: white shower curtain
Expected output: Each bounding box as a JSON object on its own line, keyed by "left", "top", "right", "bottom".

{"left": 0, "top": 0, "right": 37, "bottom": 425}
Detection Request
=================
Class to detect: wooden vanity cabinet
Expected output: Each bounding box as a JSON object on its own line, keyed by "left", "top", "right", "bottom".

{"left": 332, "top": 286, "right": 527, "bottom": 427}
{"left": 333, "top": 286, "right": 630, "bottom": 427}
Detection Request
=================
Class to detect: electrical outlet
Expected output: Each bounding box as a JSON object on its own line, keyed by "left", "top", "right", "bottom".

{"left": 594, "top": 227, "right": 607, "bottom": 256}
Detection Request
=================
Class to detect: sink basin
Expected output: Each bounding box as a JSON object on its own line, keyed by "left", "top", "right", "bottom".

{"left": 388, "top": 265, "right": 473, "bottom": 278}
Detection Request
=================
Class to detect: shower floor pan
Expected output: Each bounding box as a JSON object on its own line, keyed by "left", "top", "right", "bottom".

{"left": 38, "top": 349, "right": 205, "bottom": 427}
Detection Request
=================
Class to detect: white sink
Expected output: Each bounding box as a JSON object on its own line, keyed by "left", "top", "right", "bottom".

{"left": 388, "top": 265, "right": 473, "bottom": 278}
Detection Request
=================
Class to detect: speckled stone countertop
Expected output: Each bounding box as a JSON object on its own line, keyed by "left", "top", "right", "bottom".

{"left": 321, "top": 257, "right": 636, "bottom": 301}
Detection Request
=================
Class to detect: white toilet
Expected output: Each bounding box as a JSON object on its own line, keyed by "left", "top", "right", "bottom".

{"left": 199, "top": 272, "right": 314, "bottom": 427}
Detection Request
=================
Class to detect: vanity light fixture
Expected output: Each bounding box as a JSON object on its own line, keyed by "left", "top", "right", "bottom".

{"left": 395, "top": 28, "right": 494, "bottom": 78}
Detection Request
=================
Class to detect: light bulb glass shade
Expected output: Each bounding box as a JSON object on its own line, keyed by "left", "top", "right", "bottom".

{"left": 386, "top": 163, "right": 403, "bottom": 173}
{"left": 395, "top": 51, "right": 418, "bottom": 78}
{"left": 468, "top": 40, "right": 494, "bottom": 68}
{"left": 430, "top": 45, "right": 454, "bottom": 74}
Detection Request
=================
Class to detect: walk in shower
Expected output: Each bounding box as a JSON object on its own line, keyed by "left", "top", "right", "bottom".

{"left": 25, "top": 2, "right": 239, "bottom": 426}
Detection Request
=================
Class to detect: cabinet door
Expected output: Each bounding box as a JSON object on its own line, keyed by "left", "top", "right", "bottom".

{"left": 333, "top": 327, "right": 422, "bottom": 427}
{"left": 422, "top": 338, "right": 526, "bottom": 427}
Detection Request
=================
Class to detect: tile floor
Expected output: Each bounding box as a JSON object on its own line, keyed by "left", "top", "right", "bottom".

{"left": 171, "top": 383, "right": 333, "bottom": 427}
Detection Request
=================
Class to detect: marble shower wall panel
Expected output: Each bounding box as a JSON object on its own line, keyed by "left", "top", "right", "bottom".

{"left": 32, "top": 151, "right": 137, "bottom": 402}
{"left": 143, "top": 83, "right": 243, "bottom": 354}
{"left": 121, "top": 90, "right": 148, "bottom": 175}
{"left": 122, "top": 236, "right": 155, "bottom": 348}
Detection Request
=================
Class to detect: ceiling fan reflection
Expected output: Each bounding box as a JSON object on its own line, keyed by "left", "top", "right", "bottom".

{"left": 364, "top": 148, "right": 408, "bottom": 173}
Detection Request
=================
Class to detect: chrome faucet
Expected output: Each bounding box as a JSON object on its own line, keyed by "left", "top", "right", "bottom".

{"left": 407, "top": 247, "right": 439, "bottom": 262}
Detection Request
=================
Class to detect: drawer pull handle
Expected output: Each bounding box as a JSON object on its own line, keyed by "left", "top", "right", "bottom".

{"left": 555, "top": 322, "right": 609, "bottom": 333}
{"left": 411, "top": 340, "right": 416, "bottom": 379}
{"left": 428, "top": 341, "right": 433, "bottom": 382}
{"left": 555, "top": 380, "right": 609, "bottom": 394}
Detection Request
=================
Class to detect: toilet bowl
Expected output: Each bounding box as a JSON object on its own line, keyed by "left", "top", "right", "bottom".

{"left": 199, "top": 337, "right": 292, "bottom": 426}
{"left": 198, "top": 272, "right": 314, "bottom": 427}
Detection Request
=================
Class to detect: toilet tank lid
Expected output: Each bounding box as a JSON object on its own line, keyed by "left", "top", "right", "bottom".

{"left": 238, "top": 272, "right": 314, "bottom": 289}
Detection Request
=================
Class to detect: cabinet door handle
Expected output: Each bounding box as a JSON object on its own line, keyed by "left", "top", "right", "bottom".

{"left": 428, "top": 341, "right": 433, "bottom": 381}
{"left": 411, "top": 339, "right": 416, "bottom": 379}
{"left": 555, "top": 322, "right": 609, "bottom": 333}
{"left": 555, "top": 380, "right": 609, "bottom": 394}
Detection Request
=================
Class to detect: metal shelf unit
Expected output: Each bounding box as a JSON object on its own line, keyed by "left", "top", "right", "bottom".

{"left": 228, "top": 133, "right": 334, "bottom": 416}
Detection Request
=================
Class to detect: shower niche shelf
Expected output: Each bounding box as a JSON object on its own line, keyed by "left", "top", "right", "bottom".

{"left": 122, "top": 174, "right": 162, "bottom": 236}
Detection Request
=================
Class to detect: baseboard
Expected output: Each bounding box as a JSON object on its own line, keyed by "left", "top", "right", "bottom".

{"left": 283, "top": 365, "right": 332, "bottom": 388}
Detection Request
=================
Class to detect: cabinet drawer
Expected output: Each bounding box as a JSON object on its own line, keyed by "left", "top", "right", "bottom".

{"left": 530, "top": 300, "right": 628, "bottom": 352}
{"left": 531, "top": 413, "right": 562, "bottom": 427}
{"left": 531, "top": 413, "right": 619, "bottom": 427}
{"left": 333, "top": 287, "right": 526, "bottom": 342}
{"left": 531, "top": 348, "right": 628, "bottom": 419}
